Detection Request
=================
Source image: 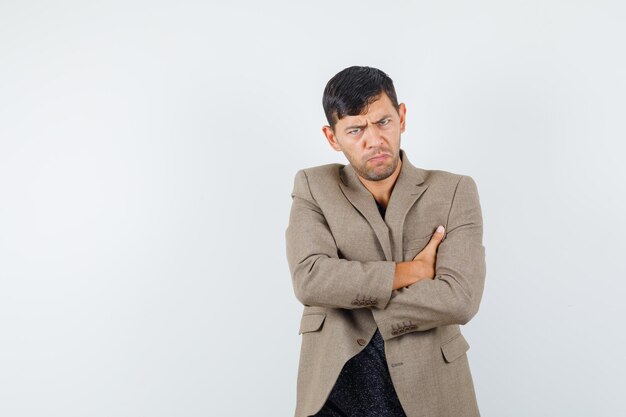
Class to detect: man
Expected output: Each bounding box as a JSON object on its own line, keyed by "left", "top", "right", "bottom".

{"left": 285, "top": 66, "right": 486, "bottom": 417}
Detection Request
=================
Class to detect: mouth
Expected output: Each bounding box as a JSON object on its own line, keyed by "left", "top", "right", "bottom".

{"left": 368, "top": 153, "right": 390, "bottom": 163}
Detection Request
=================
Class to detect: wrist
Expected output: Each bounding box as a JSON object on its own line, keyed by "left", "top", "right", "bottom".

{"left": 393, "top": 261, "right": 416, "bottom": 290}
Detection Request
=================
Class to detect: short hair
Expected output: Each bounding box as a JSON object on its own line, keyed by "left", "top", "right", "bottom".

{"left": 322, "top": 66, "right": 400, "bottom": 130}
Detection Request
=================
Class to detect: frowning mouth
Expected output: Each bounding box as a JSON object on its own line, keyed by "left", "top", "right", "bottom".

{"left": 368, "top": 154, "right": 389, "bottom": 162}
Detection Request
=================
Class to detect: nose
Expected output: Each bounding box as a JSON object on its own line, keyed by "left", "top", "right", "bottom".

{"left": 363, "top": 125, "right": 385, "bottom": 149}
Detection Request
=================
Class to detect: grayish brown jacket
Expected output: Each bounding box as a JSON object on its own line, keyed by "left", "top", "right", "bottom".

{"left": 285, "top": 148, "right": 486, "bottom": 417}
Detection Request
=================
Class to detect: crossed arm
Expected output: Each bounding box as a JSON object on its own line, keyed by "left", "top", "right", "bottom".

{"left": 284, "top": 169, "right": 486, "bottom": 340}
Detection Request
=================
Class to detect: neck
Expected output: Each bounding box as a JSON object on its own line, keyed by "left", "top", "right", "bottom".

{"left": 358, "top": 158, "right": 403, "bottom": 208}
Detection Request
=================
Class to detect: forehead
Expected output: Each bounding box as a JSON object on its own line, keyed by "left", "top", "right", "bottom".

{"left": 336, "top": 93, "right": 396, "bottom": 126}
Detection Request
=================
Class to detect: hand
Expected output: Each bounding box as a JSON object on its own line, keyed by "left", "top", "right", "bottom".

{"left": 412, "top": 225, "right": 446, "bottom": 280}
{"left": 392, "top": 225, "right": 446, "bottom": 290}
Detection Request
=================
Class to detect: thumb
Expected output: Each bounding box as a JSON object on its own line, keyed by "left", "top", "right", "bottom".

{"left": 428, "top": 225, "right": 446, "bottom": 246}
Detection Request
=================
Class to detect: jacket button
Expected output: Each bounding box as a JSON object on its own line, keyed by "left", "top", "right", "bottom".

{"left": 357, "top": 338, "right": 366, "bottom": 346}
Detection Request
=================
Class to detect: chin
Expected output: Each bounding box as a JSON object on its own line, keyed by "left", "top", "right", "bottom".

{"left": 364, "top": 165, "right": 396, "bottom": 181}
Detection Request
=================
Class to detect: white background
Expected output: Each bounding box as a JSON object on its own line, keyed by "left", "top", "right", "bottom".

{"left": 1, "top": 1, "right": 625, "bottom": 416}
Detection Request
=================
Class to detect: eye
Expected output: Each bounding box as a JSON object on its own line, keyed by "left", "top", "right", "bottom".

{"left": 379, "top": 118, "right": 390, "bottom": 126}
{"left": 348, "top": 129, "right": 360, "bottom": 135}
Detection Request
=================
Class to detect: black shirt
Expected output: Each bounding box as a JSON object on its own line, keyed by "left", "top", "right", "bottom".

{"left": 314, "top": 200, "right": 407, "bottom": 417}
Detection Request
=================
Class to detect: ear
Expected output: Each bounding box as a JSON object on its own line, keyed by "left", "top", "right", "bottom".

{"left": 322, "top": 125, "right": 342, "bottom": 152}
{"left": 398, "top": 103, "right": 406, "bottom": 133}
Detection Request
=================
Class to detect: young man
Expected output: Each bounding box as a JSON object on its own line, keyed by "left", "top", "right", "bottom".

{"left": 285, "top": 66, "right": 486, "bottom": 417}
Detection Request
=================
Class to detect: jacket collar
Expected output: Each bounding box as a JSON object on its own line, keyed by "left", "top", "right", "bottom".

{"left": 339, "top": 148, "right": 429, "bottom": 261}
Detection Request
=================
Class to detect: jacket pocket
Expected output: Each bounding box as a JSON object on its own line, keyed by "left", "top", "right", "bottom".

{"left": 299, "top": 313, "right": 326, "bottom": 334}
{"left": 440, "top": 333, "right": 470, "bottom": 363}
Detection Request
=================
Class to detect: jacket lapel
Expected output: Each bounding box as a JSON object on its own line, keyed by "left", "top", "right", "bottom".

{"left": 338, "top": 148, "right": 429, "bottom": 262}
{"left": 385, "top": 149, "right": 429, "bottom": 261}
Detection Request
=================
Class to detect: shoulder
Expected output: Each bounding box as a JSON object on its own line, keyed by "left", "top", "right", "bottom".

{"left": 292, "top": 162, "right": 344, "bottom": 186}
{"left": 289, "top": 163, "right": 344, "bottom": 199}
{"left": 418, "top": 168, "right": 480, "bottom": 201}
{"left": 300, "top": 163, "right": 344, "bottom": 179}
{"left": 423, "top": 168, "right": 461, "bottom": 183}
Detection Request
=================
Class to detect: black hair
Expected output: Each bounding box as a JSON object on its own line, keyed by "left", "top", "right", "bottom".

{"left": 322, "top": 66, "right": 399, "bottom": 130}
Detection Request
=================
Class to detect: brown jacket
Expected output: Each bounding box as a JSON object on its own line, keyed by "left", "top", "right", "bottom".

{"left": 285, "top": 148, "right": 486, "bottom": 417}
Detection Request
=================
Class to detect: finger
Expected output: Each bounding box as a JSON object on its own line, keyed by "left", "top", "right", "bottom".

{"left": 426, "top": 225, "right": 446, "bottom": 248}
{"left": 414, "top": 225, "right": 446, "bottom": 260}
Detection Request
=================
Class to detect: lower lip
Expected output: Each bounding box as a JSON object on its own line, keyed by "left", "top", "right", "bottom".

{"left": 369, "top": 155, "right": 388, "bottom": 162}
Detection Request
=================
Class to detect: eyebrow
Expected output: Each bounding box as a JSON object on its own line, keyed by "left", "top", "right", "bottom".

{"left": 344, "top": 114, "right": 393, "bottom": 132}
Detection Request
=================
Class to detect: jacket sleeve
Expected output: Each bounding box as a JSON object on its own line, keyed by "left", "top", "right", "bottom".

{"left": 373, "top": 175, "right": 487, "bottom": 340}
{"left": 285, "top": 169, "right": 396, "bottom": 310}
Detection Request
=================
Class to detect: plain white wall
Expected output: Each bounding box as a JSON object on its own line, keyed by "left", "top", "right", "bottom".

{"left": 1, "top": 1, "right": 625, "bottom": 416}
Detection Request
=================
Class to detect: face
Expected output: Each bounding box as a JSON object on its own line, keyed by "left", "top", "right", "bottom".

{"left": 322, "top": 92, "right": 406, "bottom": 182}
